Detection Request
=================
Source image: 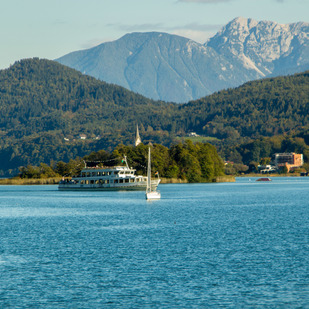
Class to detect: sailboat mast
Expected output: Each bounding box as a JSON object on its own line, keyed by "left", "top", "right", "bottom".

{"left": 147, "top": 147, "right": 151, "bottom": 191}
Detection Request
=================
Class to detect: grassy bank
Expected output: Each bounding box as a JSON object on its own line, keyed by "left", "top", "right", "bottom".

{"left": 0, "top": 177, "right": 62, "bottom": 185}
{"left": 160, "top": 176, "right": 235, "bottom": 184}
{"left": 212, "top": 176, "right": 235, "bottom": 182}
{"left": 160, "top": 178, "right": 188, "bottom": 184}
{"left": 238, "top": 173, "right": 304, "bottom": 178}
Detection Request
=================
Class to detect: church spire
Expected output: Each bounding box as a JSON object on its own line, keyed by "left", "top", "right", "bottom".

{"left": 135, "top": 124, "right": 142, "bottom": 146}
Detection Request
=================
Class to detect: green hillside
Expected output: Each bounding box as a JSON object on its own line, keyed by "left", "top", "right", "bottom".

{"left": 0, "top": 58, "right": 178, "bottom": 138}
{"left": 0, "top": 58, "right": 179, "bottom": 175}
{"left": 0, "top": 58, "right": 308, "bottom": 175}
{"left": 181, "top": 72, "right": 309, "bottom": 141}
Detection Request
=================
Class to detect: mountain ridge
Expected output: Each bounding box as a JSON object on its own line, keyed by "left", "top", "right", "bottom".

{"left": 57, "top": 32, "right": 234, "bottom": 102}
{"left": 56, "top": 17, "right": 309, "bottom": 103}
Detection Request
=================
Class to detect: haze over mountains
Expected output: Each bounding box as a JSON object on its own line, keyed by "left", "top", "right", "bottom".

{"left": 56, "top": 17, "right": 309, "bottom": 103}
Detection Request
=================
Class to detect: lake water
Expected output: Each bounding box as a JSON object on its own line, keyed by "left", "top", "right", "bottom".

{"left": 0, "top": 177, "right": 308, "bottom": 308}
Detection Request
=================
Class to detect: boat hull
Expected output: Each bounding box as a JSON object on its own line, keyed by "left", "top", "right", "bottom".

{"left": 58, "top": 179, "right": 160, "bottom": 191}
{"left": 256, "top": 177, "right": 271, "bottom": 181}
{"left": 146, "top": 191, "right": 161, "bottom": 200}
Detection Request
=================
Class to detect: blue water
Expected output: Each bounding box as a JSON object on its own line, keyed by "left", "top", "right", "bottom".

{"left": 0, "top": 177, "right": 308, "bottom": 308}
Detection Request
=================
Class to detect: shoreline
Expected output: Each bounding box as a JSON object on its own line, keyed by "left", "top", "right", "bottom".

{"left": 2, "top": 174, "right": 306, "bottom": 185}
{"left": 0, "top": 176, "right": 236, "bottom": 185}
{"left": 238, "top": 173, "right": 305, "bottom": 178}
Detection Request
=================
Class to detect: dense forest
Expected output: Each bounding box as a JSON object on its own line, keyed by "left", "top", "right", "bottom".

{"left": 0, "top": 58, "right": 179, "bottom": 174}
{"left": 0, "top": 58, "right": 308, "bottom": 175}
{"left": 19, "top": 141, "right": 225, "bottom": 183}
{"left": 180, "top": 71, "right": 309, "bottom": 141}
{"left": 0, "top": 58, "right": 177, "bottom": 138}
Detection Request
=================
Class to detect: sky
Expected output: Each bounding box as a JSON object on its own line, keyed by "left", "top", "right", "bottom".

{"left": 1, "top": 0, "right": 308, "bottom": 70}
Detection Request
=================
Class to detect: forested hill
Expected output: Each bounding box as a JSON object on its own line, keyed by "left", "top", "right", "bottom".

{"left": 0, "top": 58, "right": 179, "bottom": 175}
{"left": 180, "top": 71, "right": 309, "bottom": 140}
{"left": 0, "top": 58, "right": 177, "bottom": 139}
{"left": 0, "top": 58, "right": 308, "bottom": 176}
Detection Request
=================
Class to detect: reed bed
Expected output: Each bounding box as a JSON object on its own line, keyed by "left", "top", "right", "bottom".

{"left": 212, "top": 176, "right": 236, "bottom": 182}
{"left": 0, "top": 177, "right": 62, "bottom": 185}
{"left": 160, "top": 178, "right": 188, "bottom": 184}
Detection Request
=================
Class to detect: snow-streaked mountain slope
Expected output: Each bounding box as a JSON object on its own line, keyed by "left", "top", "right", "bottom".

{"left": 56, "top": 18, "right": 309, "bottom": 103}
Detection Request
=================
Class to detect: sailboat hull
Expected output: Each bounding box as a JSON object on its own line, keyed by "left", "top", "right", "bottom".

{"left": 146, "top": 191, "right": 161, "bottom": 200}
{"left": 146, "top": 147, "right": 161, "bottom": 200}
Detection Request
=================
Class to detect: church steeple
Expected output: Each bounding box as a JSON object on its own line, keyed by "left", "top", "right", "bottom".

{"left": 135, "top": 124, "right": 142, "bottom": 146}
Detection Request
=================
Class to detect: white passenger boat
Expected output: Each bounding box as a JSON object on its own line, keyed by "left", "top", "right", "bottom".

{"left": 146, "top": 147, "right": 161, "bottom": 200}
{"left": 58, "top": 156, "right": 160, "bottom": 191}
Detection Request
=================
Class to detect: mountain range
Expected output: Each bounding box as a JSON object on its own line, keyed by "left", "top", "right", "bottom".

{"left": 56, "top": 17, "right": 309, "bottom": 103}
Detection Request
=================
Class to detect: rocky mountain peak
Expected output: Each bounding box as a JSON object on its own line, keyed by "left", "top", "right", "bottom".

{"left": 56, "top": 18, "right": 309, "bottom": 103}
{"left": 207, "top": 17, "right": 309, "bottom": 77}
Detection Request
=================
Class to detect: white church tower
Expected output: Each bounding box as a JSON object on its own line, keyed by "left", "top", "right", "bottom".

{"left": 135, "top": 124, "right": 142, "bottom": 146}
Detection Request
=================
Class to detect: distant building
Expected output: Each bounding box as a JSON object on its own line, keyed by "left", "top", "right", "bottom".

{"left": 274, "top": 153, "right": 303, "bottom": 172}
{"left": 80, "top": 134, "right": 87, "bottom": 140}
{"left": 188, "top": 132, "right": 199, "bottom": 137}
{"left": 135, "top": 124, "right": 142, "bottom": 146}
{"left": 258, "top": 164, "right": 277, "bottom": 173}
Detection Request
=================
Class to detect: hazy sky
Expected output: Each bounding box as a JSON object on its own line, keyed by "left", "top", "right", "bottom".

{"left": 1, "top": 0, "right": 308, "bottom": 70}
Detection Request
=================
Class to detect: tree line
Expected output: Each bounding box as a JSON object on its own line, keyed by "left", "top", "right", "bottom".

{"left": 18, "top": 141, "right": 225, "bottom": 183}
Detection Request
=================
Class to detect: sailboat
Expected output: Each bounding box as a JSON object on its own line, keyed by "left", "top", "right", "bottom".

{"left": 146, "top": 147, "right": 161, "bottom": 200}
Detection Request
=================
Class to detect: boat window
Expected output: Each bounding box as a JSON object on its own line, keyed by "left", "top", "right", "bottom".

{"left": 86, "top": 172, "right": 90, "bottom": 177}
{"left": 82, "top": 172, "right": 86, "bottom": 177}
{"left": 80, "top": 180, "right": 84, "bottom": 184}
{"left": 125, "top": 178, "right": 129, "bottom": 183}
{"left": 114, "top": 179, "right": 118, "bottom": 184}
{"left": 106, "top": 180, "right": 109, "bottom": 184}
{"left": 119, "top": 179, "right": 123, "bottom": 183}
{"left": 85, "top": 180, "right": 89, "bottom": 184}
